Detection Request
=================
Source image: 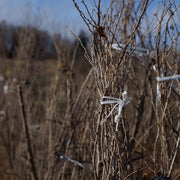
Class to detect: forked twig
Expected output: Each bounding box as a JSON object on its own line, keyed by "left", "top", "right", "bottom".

{"left": 120, "top": 0, "right": 149, "bottom": 61}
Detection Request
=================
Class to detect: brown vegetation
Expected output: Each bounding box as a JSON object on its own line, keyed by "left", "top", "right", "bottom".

{"left": 0, "top": 0, "right": 180, "bottom": 180}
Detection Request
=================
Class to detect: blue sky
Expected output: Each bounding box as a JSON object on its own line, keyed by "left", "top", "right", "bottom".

{"left": 0, "top": 0, "right": 113, "bottom": 36}
{"left": 0, "top": 0, "right": 89, "bottom": 36}
{"left": 0, "top": 0, "right": 179, "bottom": 38}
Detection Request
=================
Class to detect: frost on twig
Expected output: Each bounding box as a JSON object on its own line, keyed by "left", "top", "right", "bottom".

{"left": 111, "top": 43, "right": 153, "bottom": 57}
{"left": 55, "top": 152, "right": 94, "bottom": 174}
{"left": 156, "top": 83, "right": 161, "bottom": 101}
{"left": 100, "top": 91, "right": 130, "bottom": 131}
{"left": 156, "top": 75, "right": 180, "bottom": 82}
{"left": 156, "top": 74, "right": 180, "bottom": 101}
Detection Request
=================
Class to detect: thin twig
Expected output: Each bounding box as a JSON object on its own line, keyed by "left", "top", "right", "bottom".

{"left": 17, "top": 85, "right": 38, "bottom": 180}
{"left": 72, "top": 0, "right": 93, "bottom": 33}
{"left": 167, "top": 129, "right": 180, "bottom": 178}
{"left": 120, "top": 0, "right": 149, "bottom": 61}
{"left": 55, "top": 152, "right": 94, "bottom": 174}
{"left": 71, "top": 68, "right": 93, "bottom": 115}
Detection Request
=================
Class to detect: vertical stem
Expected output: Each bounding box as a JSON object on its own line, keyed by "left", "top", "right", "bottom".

{"left": 17, "top": 85, "right": 38, "bottom": 180}
{"left": 97, "top": 0, "right": 101, "bottom": 26}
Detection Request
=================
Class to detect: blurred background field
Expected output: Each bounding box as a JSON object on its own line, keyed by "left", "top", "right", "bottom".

{"left": 0, "top": 19, "right": 95, "bottom": 179}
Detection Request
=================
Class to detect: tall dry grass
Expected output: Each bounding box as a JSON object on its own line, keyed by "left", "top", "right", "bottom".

{"left": 0, "top": 24, "right": 94, "bottom": 180}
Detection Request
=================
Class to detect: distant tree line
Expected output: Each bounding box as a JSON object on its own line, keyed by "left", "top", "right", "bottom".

{"left": 0, "top": 20, "right": 89, "bottom": 60}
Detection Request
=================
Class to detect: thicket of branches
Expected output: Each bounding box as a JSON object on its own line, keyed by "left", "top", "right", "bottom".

{"left": 72, "top": 0, "right": 180, "bottom": 179}
{"left": 0, "top": 0, "right": 180, "bottom": 180}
